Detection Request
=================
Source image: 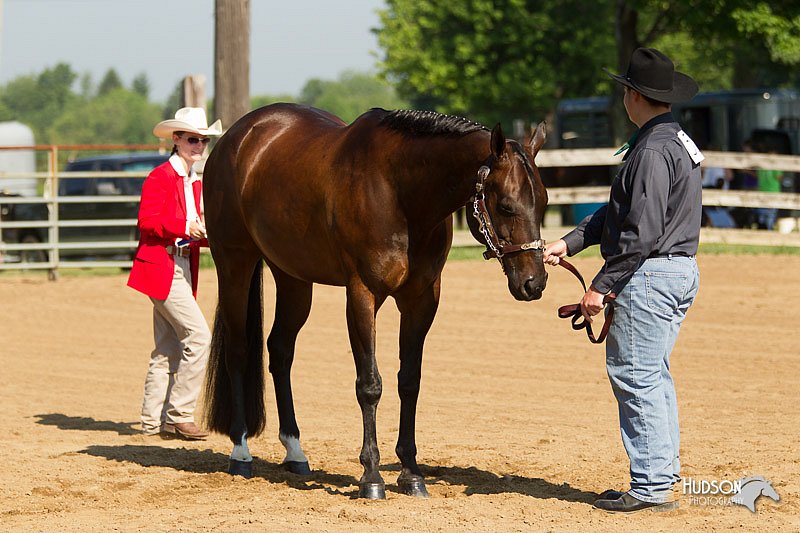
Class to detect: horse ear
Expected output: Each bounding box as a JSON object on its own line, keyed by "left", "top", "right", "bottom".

{"left": 490, "top": 123, "right": 506, "bottom": 159}
{"left": 528, "top": 121, "right": 547, "bottom": 158}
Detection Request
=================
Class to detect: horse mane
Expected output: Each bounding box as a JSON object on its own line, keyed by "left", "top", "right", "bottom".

{"left": 377, "top": 108, "right": 488, "bottom": 137}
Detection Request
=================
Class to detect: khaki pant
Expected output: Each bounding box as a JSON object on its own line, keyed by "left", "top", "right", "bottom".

{"left": 141, "top": 255, "right": 211, "bottom": 434}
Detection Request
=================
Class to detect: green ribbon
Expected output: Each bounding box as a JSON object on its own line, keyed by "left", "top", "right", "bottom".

{"left": 613, "top": 130, "right": 639, "bottom": 156}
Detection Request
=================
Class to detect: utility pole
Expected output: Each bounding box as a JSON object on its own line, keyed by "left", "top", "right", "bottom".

{"left": 214, "top": 0, "right": 250, "bottom": 131}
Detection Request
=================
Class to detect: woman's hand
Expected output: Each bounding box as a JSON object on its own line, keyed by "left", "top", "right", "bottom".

{"left": 188, "top": 219, "right": 207, "bottom": 240}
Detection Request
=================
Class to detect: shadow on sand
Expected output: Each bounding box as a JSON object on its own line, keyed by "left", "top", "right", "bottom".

{"left": 34, "top": 413, "right": 139, "bottom": 435}
{"left": 39, "top": 412, "right": 595, "bottom": 502}
{"left": 79, "top": 443, "right": 595, "bottom": 502}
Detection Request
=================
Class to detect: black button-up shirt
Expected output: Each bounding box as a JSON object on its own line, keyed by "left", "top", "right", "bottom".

{"left": 562, "top": 112, "right": 702, "bottom": 294}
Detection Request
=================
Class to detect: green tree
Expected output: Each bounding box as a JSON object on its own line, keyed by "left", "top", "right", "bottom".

{"left": 132, "top": 73, "right": 150, "bottom": 99}
{"left": 376, "top": 0, "right": 800, "bottom": 141}
{"left": 0, "top": 63, "right": 78, "bottom": 143}
{"left": 48, "top": 88, "right": 162, "bottom": 145}
{"left": 251, "top": 93, "right": 296, "bottom": 109}
{"left": 98, "top": 68, "right": 123, "bottom": 96}
{"left": 298, "top": 70, "right": 408, "bottom": 123}
{"left": 376, "top": 1, "right": 615, "bottom": 128}
{"left": 608, "top": 1, "right": 800, "bottom": 143}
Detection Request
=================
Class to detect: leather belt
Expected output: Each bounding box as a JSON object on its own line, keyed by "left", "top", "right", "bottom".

{"left": 648, "top": 251, "right": 693, "bottom": 258}
{"left": 165, "top": 245, "right": 191, "bottom": 258}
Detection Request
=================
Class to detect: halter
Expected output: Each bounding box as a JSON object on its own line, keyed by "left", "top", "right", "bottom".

{"left": 471, "top": 164, "right": 546, "bottom": 263}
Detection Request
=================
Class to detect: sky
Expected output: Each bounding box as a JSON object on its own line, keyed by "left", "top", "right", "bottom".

{"left": 0, "top": 0, "right": 385, "bottom": 103}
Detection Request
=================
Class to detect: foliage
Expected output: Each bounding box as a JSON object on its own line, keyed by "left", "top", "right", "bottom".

{"left": 132, "top": 73, "right": 150, "bottom": 99}
{"left": 376, "top": 0, "right": 615, "bottom": 128}
{"left": 376, "top": 0, "right": 800, "bottom": 134}
{"left": 732, "top": 3, "right": 800, "bottom": 64}
{"left": 296, "top": 70, "right": 409, "bottom": 123}
{"left": 0, "top": 63, "right": 78, "bottom": 143}
{"left": 47, "top": 88, "right": 162, "bottom": 145}
{"left": 251, "top": 93, "right": 296, "bottom": 110}
{"left": 97, "top": 68, "right": 123, "bottom": 96}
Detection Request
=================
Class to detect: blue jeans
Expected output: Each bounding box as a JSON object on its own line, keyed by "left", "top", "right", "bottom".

{"left": 606, "top": 256, "right": 699, "bottom": 503}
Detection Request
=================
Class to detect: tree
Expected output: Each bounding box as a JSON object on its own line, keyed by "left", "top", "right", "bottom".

{"left": 98, "top": 68, "right": 123, "bottom": 96}
{"left": 376, "top": 1, "right": 800, "bottom": 143}
{"left": 132, "top": 73, "right": 150, "bottom": 99}
{"left": 298, "top": 71, "right": 408, "bottom": 123}
{"left": 48, "top": 88, "right": 162, "bottom": 145}
{"left": 214, "top": 0, "right": 250, "bottom": 129}
{"left": 0, "top": 63, "right": 77, "bottom": 143}
{"left": 376, "top": 0, "right": 615, "bottom": 129}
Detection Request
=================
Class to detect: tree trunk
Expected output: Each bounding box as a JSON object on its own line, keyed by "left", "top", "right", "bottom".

{"left": 214, "top": 0, "right": 251, "bottom": 131}
{"left": 610, "top": 0, "right": 639, "bottom": 146}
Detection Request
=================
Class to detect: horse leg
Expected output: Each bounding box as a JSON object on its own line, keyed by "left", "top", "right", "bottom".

{"left": 393, "top": 276, "right": 441, "bottom": 498}
{"left": 205, "top": 255, "right": 266, "bottom": 479}
{"left": 346, "top": 280, "right": 386, "bottom": 499}
{"left": 266, "top": 264, "right": 313, "bottom": 475}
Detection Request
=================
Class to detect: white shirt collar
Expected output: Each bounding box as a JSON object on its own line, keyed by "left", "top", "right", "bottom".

{"left": 169, "top": 153, "right": 200, "bottom": 183}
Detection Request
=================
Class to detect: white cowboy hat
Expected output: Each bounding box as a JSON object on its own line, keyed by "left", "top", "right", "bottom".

{"left": 153, "top": 107, "right": 223, "bottom": 139}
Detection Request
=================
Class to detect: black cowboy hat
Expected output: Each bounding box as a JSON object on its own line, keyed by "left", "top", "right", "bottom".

{"left": 604, "top": 47, "right": 698, "bottom": 103}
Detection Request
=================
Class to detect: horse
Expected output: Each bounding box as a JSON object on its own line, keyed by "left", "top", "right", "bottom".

{"left": 202, "top": 103, "right": 549, "bottom": 499}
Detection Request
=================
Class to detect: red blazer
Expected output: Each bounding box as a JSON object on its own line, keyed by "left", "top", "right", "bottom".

{"left": 127, "top": 161, "right": 207, "bottom": 300}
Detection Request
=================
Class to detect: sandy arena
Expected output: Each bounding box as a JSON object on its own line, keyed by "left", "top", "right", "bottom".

{"left": 0, "top": 254, "right": 797, "bottom": 531}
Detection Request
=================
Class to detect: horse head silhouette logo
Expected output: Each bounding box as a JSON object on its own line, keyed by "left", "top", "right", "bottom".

{"left": 730, "top": 476, "right": 780, "bottom": 512}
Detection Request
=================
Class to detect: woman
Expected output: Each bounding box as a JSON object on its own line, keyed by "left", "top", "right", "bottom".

{"left": 127, "top": 107, "right": 222, "bottom": 439}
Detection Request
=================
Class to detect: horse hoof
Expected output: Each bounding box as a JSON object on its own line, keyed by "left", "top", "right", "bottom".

{"left": 398, "top": 476, "right": 429, "bottom": 498}
{"left": 283, "top": 460, "right": 312, "bottom": 476}
{"left": 228, "top": 459, "right": 253, "bottom": 478}
{"left": 358, "top": 482, "right": 386, "bottom": 500}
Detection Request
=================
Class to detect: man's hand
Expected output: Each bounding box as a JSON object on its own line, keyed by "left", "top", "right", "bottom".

{"left": 543, "top": 239, "right": 568, "bottom": 266}
{"left": 580, "top": 285, "right": 606, "bottom": 323}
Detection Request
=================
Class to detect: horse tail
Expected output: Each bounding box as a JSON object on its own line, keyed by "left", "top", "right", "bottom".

{"left": 204, "top": 260, "right": 267, "bottom": 437}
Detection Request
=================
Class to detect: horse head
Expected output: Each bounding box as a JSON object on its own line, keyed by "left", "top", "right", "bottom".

{"left": 467, "top": 122, "right": 549, "bottom": 301}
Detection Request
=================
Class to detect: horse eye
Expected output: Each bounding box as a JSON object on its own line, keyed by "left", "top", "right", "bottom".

{"left": 498, "top": 199, "right": 515, "bottom": 217}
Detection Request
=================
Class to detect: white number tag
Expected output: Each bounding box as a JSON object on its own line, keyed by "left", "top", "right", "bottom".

{"left": 677, "top": 130, "right": 704, "bottom": 164}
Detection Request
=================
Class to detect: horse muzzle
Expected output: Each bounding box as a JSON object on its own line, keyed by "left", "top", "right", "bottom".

{"left": 509, "top": 271, "right": 548, "bottom": 301}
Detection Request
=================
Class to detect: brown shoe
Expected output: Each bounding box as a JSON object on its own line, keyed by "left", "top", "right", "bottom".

{"left": 163, "top": 422, "right": 209, "bottom": 440}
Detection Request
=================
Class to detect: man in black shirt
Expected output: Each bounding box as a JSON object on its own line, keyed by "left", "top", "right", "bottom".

{"left": 544, "top": 48, "right": 702, "bottom": 513}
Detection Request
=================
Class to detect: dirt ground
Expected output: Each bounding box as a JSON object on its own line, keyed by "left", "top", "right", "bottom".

{"left": 0, "top": 254, "right": 797, "bottom": 532}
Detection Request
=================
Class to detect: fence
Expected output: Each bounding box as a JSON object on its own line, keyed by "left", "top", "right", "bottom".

{"left": 1, "top": 145, "right": 800, "bottom": 278}
{"left": 0, "top": 144, "right": 164, "bottom": 279}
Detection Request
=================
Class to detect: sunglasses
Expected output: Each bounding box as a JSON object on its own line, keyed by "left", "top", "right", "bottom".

{"left": 184, "top": 136, "right": 211, "bottom": 145}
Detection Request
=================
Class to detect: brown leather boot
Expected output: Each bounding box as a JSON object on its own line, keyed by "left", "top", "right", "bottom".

{"left": 162, "top": 422, "right": 209, "bottom": 440}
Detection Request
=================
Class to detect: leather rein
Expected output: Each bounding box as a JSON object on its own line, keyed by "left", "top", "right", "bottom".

{"left": 555, "top": 258, "right": 616, "bottom": 344}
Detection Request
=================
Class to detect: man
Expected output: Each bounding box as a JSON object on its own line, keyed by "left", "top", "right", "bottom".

{"left": 544, "top": 48, "right": 702, "bottom": 512}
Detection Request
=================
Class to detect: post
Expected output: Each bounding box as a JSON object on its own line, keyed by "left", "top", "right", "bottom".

{"left": 214, "top": 0, "right": 251, "bottom": 130}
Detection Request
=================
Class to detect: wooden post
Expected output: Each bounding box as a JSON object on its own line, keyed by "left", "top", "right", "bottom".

{"left": 182, "top": 75, "right": 207, "bottom": 109}
{"left": 214, "top": 0, "right": 251, "bottom": 131}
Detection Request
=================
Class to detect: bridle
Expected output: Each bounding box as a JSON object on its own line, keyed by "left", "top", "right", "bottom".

{"left": 472, "top": 164, "right": 546, "bottom": 263}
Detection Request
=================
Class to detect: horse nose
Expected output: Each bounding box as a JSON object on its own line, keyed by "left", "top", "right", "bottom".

{"left": 524, "top": 272, "right": 547, "bottom": 300}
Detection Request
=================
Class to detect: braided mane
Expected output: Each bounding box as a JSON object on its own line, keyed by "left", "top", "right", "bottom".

{"left": 377, "top": 109, "right": 487, "bottom": 137}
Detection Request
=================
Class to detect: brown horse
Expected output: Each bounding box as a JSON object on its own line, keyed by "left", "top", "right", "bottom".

{"left": 202, "top": 103, "right": 549, "bottom": 499}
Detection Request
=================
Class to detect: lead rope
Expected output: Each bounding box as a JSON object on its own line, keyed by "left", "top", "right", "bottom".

{"left": 556, "top": 258, "right": 616, "bottom": 344}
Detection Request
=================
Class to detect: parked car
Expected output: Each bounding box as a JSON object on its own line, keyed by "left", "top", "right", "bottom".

{"left": 1, "top": 152, "right": 169, "bottom": 262}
